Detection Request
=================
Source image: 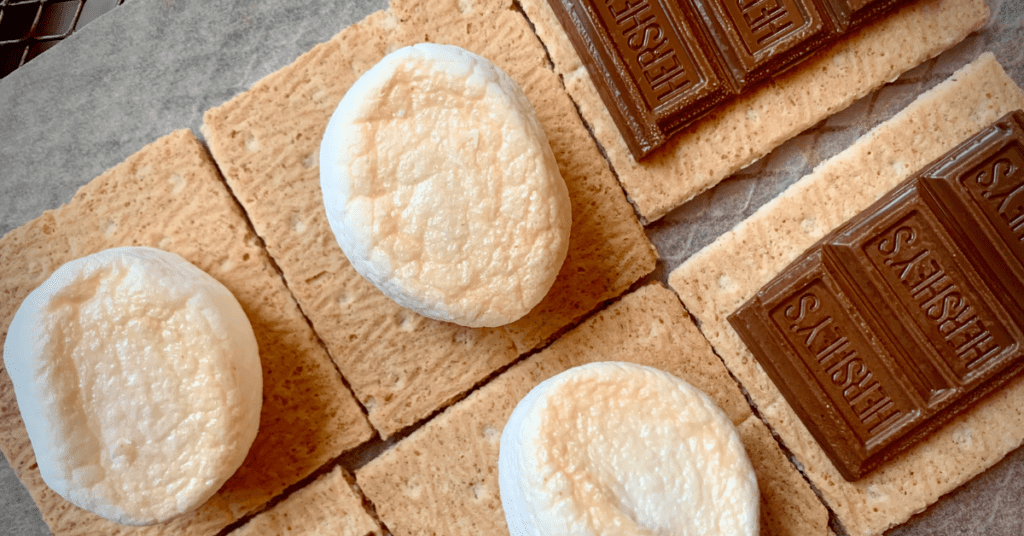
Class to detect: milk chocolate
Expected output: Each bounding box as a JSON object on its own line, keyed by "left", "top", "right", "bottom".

{"left": 729, "top": 111, "right": 1024, "bottom": 481}
{"left": 546, "top": 0, "right": 908, "bottom": 158}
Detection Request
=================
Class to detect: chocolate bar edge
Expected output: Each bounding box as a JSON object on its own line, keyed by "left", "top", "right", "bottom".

{"left": 727, "top": 110, "right": 1024, "bottom": 481}
{"left": 547, "top": 0, "right": 916, "bottom": 160}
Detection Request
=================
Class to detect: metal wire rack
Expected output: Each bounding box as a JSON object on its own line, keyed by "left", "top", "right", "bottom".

{"left": 0, "top": 0, "right": 126, "bottom": 79}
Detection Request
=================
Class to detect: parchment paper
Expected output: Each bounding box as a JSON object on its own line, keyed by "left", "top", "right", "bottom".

{"left": 1, "top": 0, "right": 1022, "bottom": 533}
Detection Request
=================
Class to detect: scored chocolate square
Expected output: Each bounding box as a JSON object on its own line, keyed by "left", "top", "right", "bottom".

{"left": 203, "top": 0, "right": 657, "bottom": 438}
{"left": 544, "top": 0, "right": 908, "bottom": 158}
{"left": 518, "top": 0, "right": 989, "bottom": 222}
{"left": 552, "top": 0, "right": 733, "bottom": 156}
{"left": 729, "top": 111, "right": 1024, "bottom": 481}
{"left": 919, "top": 116, "right": 1024, "bottom": 292}
{"left": 669, "top": 54, "right": 1024, "bottom": 536}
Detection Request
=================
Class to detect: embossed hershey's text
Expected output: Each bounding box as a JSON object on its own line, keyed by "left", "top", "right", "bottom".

{"left": 867, "top": 212, "right": 1011, "bottom": 380}
{"left": 770, "top": 282, "right": 904, "bottom": 440}
{"left": 595, "top": 0, "right": 700, "bottom": 106}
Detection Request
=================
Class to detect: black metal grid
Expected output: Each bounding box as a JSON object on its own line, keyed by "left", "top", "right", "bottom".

{"left": 0, "top": 0, "right": 126, "bottom": 79}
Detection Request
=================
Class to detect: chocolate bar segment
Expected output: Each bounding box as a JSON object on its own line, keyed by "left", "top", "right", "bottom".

{"left": 918, "top": 113, "right": 1024, "bottom": 313}
{"left": 829, "top": 187, "right": 1020, "bottom": 384}
{"left": 729, "top": 110, "right": 1024, "bottom": 480}
{"left": 693, "top": 0, "right": 837, "bottom": 88}
{"left": 594, "top": 0, "right": 711, "bottom": 109}
{"left": 552, "top": 0, "right": 731, "bottom": 155}
{"left": 546, "top": 0, "right": 911, "bottom": 158}
{"left": 836, "top": 0, "right": 909, "bottom": 28}
{"left": 732, "top": 250, "right": 919, "bottom": 474}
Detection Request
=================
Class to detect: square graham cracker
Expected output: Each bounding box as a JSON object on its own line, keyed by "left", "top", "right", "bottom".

{"left": 0, "top": 130, "right": 374, "bottom": 535}
{"left": 669, "top": 53, "right": 1024, "bottom": 536}
{"left": 202, "top": 0, "right": 657, "bottom": 439}
{"left": 231, "top": 466, "right": 381, "bottom": 536}
{"left": 356, "top": 284, "right": 831, "bottom": 536}
{"left": 516, "top": 0, "right": 990, "bottom": 222}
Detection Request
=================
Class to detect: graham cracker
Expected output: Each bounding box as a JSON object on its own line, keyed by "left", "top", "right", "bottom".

{"left": 356, "top": 284, "right": 830, "bottom": 536}
{"left": 231, "top": 466, "right": 381, "bottom": 536}
{"left": 202, "top": 0, "right": 657, "bottom": 438}
{"left": 669, "top": 53, "right": 1024, "bottom": 536}
{"left": 516, "top": 0, "right": 990, "bottom": 222}
{"left": 0, "top": 130, "right": 374, "bottom": 535}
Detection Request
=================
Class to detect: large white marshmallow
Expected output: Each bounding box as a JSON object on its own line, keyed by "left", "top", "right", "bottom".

{"left": 320, "top": 43, "right": 571, "bottom": 328}
{"left": 499, "top": 362, "right": 759, "bottom": 536}
{"left": 3, "top": 247, "right": 262, "bottom": 525}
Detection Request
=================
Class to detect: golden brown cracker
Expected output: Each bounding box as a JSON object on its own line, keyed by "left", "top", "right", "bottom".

{"left": 670, "top": 53, "right": 1024, "bottom": 535}
{"left": 231, "top": 466, "right": 382, "bottom": 536}
{"left": 517, "top": 0, "right": 989, "bottom": 222}
{"left": 356, "top": 284, "right": 828, "bottom": 535}
{"left": 202, "top": 0, "right": 656, "bottom": 438}
{"left": 0, "top": 130, "right": 373, "bottom": 535}
{"left": 738, "top": 416, "right": 830, "bottom": 536}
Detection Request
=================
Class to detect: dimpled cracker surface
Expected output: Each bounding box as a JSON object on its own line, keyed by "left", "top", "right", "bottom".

{"left": 669, "top": 54, "right": 1024, "bottom": 536}
{"left": 356, "top": 284, "right": 829, "bottom": 536}
{"left": 517, "top": 0, "right": 989, "bottom": 222}
{"left": 202, "top": 0, "right": 656, "bottom": 438}
{"left": 0, "top": 130, "right": 374, "bottom": 535}
{"left": 231, "top": 466, "right": 381, "bottom": 536}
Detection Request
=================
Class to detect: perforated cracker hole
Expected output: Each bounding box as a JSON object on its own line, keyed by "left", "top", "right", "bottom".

{"left": 244, "top": 133, "right": 259, "bottom": 152}
{"left": 168, "top": 173, "right": 186, "bottom": 194}
{"left": 290, "top": 213, "right": 307, "bottom": 234}
{"left": 453, "top": 328, "right": 472, "bottom": 346}
{"left": 302, "top": 150, "right": 319, "bottom": 169}
{"left": 471, "top": 482, "right": 488, "bottom": 501}
{"left": 405, "top": 476, "right": 422, "bottom": 499}
{"left": 396, "top": 310, "right": 416, "bottom": 332}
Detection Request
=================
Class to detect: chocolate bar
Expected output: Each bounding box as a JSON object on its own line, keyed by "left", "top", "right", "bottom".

{"left": 728, "top": 110, "right": 1024, "bottom": 481}
{"left": 546, "top": 0, "right": 908, "bottom": 158}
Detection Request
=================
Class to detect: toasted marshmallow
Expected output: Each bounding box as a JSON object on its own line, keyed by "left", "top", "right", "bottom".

{"left": 499, "top": 362, "right": 759, "bottom": 536}
{"left": 320, "top": 43, "right": 571, "bottom": 327}
{"left": 3, "top": 247, "right": 262, "bottom": 525}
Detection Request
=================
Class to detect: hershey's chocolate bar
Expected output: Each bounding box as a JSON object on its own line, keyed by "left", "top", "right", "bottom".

{"left": 546, "top": 0, "right": 907, "bottom": 159}
{"left": 729, "top": 111, "right": 1024, "bottom": 481}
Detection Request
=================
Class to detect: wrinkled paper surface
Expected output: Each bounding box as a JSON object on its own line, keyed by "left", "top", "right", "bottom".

{"left": 1, "top": 0, "right": 1022, "bottom": 534}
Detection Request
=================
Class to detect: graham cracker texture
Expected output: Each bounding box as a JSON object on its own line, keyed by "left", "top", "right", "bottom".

{"left": 517, "top": 0, "right": 990, "bottom": 222}
{"left": 231, "top": 466, "right": 382, "bottom": 536}
{"left": 0, "top": 130, "right": 374, "bottom": 535}
{"left": 669, "top": 53, "right": 1024, "bottom": 536}
{"left": 356, "top": 284, "right": 830, "bottom": 536}
{"left": 202, "top": 0, "right": 657, "bottom": 438}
